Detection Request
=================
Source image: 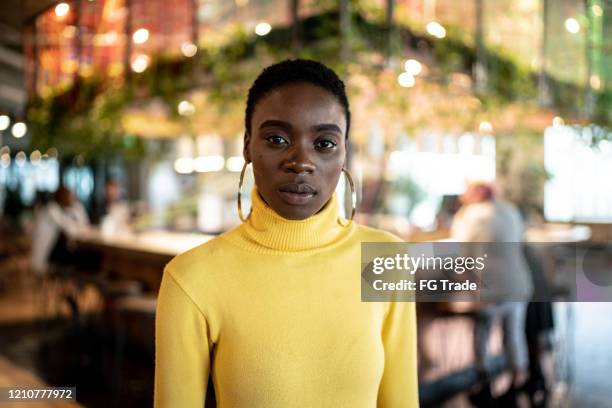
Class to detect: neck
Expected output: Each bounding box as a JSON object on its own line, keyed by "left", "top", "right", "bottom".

{"left": 240, "top": 185, "right": 350, "bottom": 252}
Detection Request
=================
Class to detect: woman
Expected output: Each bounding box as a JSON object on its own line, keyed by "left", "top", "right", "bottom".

{"left": 155, "top": 59, "right": 418, "bottom": 407}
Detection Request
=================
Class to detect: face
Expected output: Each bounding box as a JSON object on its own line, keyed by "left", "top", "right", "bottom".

{"left": 106, "top": 182, "right": 121, "bottom": 203}
{"left": 460, "top": 184, "right": 491, "bottom": 205}
{"left": 244, "top": 82, "right": 348, "bottom": 220}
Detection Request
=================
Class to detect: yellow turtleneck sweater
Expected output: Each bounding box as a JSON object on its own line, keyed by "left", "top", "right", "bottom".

{"left": 154, "top": 186, "right": 418, "bottom": 407}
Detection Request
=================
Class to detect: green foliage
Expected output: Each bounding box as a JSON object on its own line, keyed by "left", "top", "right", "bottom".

{"left": 26, "top": 6, "right": 610, "bottom": 160}
{"left": 497, "top": 132, "right": 550, "bottom": 216}
{"left": 432, "top": 35, "right": 473, "bottom": 75}
{"left": 593, "top": 90, "right": 612, "bottom": 125}
{"left": 28, "top": 82, "right": 145, "bottom": 159}
{"left": 483, "top": 45, "right": 538, "bottom": 102}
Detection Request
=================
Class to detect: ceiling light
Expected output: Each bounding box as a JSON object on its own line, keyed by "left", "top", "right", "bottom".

{"left": 426, "top": 21, "right": 446, "bottom": 38}
{"left": 564, "top": 18, "right": 580, "bottom": 34}
{"left": 181, "top": 42, "right": 198, "bottom": 57}
{"left": 398, "top": 72, "right": 416, "bottom": 88}
{"left": 130, "top": 54, "right": 150, "bottom": 73}
{"left": 132, "top": 28, "right": 149, "bottom": 44}
{"left": 0, "top": 115, "right": 9, "bottom": 131}
{"left": 255, "top": 22, "right": 272, "bottom": 36}
{"left": 404, "top": 59, "right": 422, "bottom": 76}
{"left": 11, "top": 122, "right": 27, "bottom": 138}
{"left": 55, "top": 3, "right": 70, "bottom": 18}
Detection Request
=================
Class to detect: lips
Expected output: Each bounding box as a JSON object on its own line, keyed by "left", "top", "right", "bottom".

{"left": 279, "top": 183, "right": 316, "bottom": 194}
{"left": 278, "top": 183, "right": 317, "bottom": 205}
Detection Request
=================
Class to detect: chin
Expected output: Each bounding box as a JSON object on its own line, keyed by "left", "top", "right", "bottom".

{"left": 276, "top": 202, "right": 318, "bottom": 220}
{"left": 281, "top": 207, "right": 314, "bottom": 220}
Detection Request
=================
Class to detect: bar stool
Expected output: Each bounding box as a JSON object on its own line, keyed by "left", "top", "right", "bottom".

{"left": 40, "top": 263, "right": 81, "bottom": 320}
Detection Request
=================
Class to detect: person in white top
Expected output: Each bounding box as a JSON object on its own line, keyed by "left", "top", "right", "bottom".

{"left": 450, "top": 182, "right": 533, "bottom": 393}
{"left": 31, "top": 186, "right": 90, "bottom": 276}
{"left": 100, "top": 180, "right": 131, "bottom": 236}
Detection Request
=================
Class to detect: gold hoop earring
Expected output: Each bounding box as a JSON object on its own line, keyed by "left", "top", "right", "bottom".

{"left": 237, "top": 161, "right": 252, "bottom": 222}
{"left": 340, "top": 167, "right": 356, "bottom": 227}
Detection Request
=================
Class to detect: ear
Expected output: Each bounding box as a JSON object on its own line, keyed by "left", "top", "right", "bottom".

{"left": 343, "top": 139, "right": 350, "bottom": 167}
{"left": 243, "top": 131, "right": 251, "bottom": 163}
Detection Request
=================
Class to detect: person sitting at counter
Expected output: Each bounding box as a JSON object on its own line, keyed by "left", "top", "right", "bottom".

{"left": 31, "top": 185, "right": 90, "bottom": 276}
{"left": 154, "top": 59, "right": 419, "bottom": 407}
{"left": 100, "top": 179, "right": 131, "bottom": 236}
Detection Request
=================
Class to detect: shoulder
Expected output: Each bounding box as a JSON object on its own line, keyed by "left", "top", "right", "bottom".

{"left": 46, "top": 201, "right": 61, "bottom": 214}
{"left": 353, "top": 223, "right": 405, "bottom": 243}
{"left": 166, "top": 234, "right": 225, "bottom": 269}
{"left": 459, "top": 202, "right": 494, "bottom": 221}
{"left": 164, "top": 228, "right": 240, "bottom": 289}
{"left": 71, "top": 201, "right": 89, "bottom": 217}
{"left": 496, "top": 199, "right": 522, "bottom": 217}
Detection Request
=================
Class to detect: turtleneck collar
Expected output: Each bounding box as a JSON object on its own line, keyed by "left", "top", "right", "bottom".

{"left": 238, "top": 185, "right": 352, "bottom": 252}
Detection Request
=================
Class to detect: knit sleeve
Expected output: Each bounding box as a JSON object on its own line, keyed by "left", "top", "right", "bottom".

{"left": 155, "top": 266, "right": 211, "bottom": 408}
{"left": 377, "top": 301, "right": 419, "bottom": 408}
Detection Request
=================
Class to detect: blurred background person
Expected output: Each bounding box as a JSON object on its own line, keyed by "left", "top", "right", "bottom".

{"left": 450, "top": 182, "right": 534, "bottom": 404}
{"left": 100, "top": 179, "right": 131, "bottom": 236}
{"left": 30, "top": 185, "right": 90, "bottom": 277}
{"left": 435, "top": 194, "right": 461, "bottom": 232}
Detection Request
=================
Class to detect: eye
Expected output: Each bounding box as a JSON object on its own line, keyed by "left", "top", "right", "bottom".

{"left": 266, "top": 135, "right": 289, "bottom": 145}
{"left": 315, "top": 139, "right": 337, "bottom": 150}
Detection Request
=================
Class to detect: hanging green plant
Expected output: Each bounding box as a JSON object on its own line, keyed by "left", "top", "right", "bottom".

{"left": 26, "top": 6, "right": 610, "bottom": 161}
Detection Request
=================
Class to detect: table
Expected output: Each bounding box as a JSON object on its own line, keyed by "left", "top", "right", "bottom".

{"left": 75, "top": 229, "right": 216, "bottom": 291}
{"left": 524, "top": 223, "right": 591, "bottom": 243}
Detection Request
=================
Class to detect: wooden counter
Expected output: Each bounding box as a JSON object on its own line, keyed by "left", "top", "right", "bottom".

{"left": 75, "top": 229, "right": 216, "bottom": 291}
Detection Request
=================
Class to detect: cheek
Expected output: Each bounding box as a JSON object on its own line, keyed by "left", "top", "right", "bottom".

{"left": 325, "top": 157, "right": 344, "bottom": 173}
{"left": 319, "top": 156, "right": 345, "bottom": 187}
{"left": 249, "top": 140, "right": 275, "bottom": 167}
{"left": 250, "top": 151, "right": 277, "bottom": 181}
{"left": 325, "top": 148, "right": 346, "bottom": 169}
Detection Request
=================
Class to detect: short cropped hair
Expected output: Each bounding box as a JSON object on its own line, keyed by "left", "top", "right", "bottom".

{"left": 245, "top": 59, "right": 351, "bottom": 139}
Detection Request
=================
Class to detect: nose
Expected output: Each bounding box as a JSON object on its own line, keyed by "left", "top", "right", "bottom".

{"left": 282, "top": 143, "right": 315, "bottom": 174}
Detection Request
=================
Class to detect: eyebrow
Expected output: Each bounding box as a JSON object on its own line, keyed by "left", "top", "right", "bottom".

{"left": 259, "top": 120, "right": 292, "bottom": 131}
{"left": 258, "top": 120, "right": 343, "bottom": 134}
{"left": 312, "top": 124, "right": 343, "bottom": 134}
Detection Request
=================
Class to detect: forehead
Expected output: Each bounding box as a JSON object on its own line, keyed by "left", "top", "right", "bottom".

{"left": 251, "top": 82, "right": 346, "bottom": 132}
